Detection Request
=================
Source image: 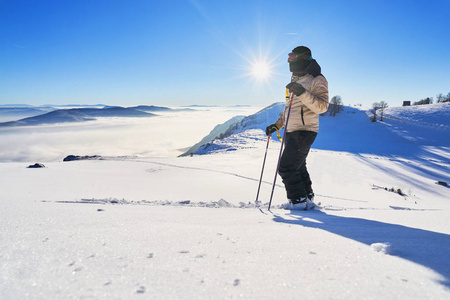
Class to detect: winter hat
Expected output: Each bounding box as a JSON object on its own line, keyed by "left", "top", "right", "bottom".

{"left": 292, "top": 46, "right": 312, "bottom": 58}
{"left": 288, "top": 46, "right": 313, "bottom": 73}
{"left": 288, "top": 46, "right": 312, "bottom": 63}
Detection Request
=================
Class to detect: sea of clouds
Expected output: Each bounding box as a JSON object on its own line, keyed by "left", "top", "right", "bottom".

{"left": 0, "top": 106, "right": 261, "bottom": 162}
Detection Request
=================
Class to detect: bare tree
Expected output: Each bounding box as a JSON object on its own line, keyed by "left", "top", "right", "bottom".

{"left": 414, "top": 97, "right": 433, "bottom": 105}
{"left": 371, "top": 102, "right": 380, "bottom": 122}
{"left": 329, "top": 95, "right": 343, "bottom": 117}
{"left": 378, "top": 101, "right": 388, "bottom": 121}
{"left": 412, "top": 92, "right": 450, "bottom": 104}
{"left": 443, "top": 93, "right": 450, "bottom": 102}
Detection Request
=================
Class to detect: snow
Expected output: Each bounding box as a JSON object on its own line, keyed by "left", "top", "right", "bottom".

{"left": 371, "top": 242, "right": 393, "bottom": 254}
{"left": 0, "top": 103, "right": 449, "bottom": 299}
{"left": 182, "top": 115, "right": 246, "bottom": 156}
{"left": 383, "top": 103, "right": 450, "bottom": 129}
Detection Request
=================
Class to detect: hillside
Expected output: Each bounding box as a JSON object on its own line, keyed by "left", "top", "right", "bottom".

{"left": 383, "top": 103, "right": 450, "bottom": 129}
{"left": 0, "top": 103, "right": 449, "bottom": 299}
{"left": 190, "top": 103, "right": 450, "bottom": 158}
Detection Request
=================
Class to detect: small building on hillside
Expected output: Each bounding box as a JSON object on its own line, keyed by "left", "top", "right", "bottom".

{"left": 403, "top": 101, "right": 411, "bottom": 106}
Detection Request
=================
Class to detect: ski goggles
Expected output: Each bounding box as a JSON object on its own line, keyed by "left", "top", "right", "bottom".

{"left": 288, "top": 52, "right": 312, "bottom": 63}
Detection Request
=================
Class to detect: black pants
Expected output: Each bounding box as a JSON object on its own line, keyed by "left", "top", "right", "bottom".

{"left": 278, "top": 130, "right": 317, "bottom": 200}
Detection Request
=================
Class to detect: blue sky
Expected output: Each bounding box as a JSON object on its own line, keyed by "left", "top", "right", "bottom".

{"left": 1, "top": 0, "right": 449, "bottom": 107}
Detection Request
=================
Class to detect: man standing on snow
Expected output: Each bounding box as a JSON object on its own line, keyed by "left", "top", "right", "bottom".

{"left": 266, "top": 46, "right": 329, "bottom": 209}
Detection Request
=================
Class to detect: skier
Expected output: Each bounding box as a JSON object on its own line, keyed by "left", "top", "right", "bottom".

{"left": 266, "top": 46, "right": 329, "bottom": 209}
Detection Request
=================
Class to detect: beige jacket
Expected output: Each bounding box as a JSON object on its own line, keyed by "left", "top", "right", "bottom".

{"left": 275, "top": 74, "right": 329, "bottom": 133}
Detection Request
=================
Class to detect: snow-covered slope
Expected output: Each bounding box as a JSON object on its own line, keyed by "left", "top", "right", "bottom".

{"left": 383, "top": 102, "right": 450, "bottom": 129}
{"left": 192, "top": 102, "right": 284, "bottom": 155}
{"left": 0, "top": 103, "right": 449, "bottom": 299}
{"left": 181, "top": 115, "right": 246, "bottom": 156}
{"left": 192, "top": 102, "right": 450, "bottom": 157}
{"left": 223, "top": 102, "right": 284, "bottom": 136}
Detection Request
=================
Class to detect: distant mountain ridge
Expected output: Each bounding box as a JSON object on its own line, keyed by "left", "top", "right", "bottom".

{"left": 130, "top": 105, "right": 171, "bottom": 112}
{"left": 0, "top": 106, "right": 156, "bottom": 127}
{"left": 0, "top": 106, "right": 55, "bottom": 115}
{"left": 0, "top": 104, "right": 202, "bottom": 126}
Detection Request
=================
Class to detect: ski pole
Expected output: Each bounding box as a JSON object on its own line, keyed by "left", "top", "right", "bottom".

{"left": 268, "top": 90, "right": 295, "bottom": 210}
{"left": 255, "top": 134, "right": 271, "bottom": 205}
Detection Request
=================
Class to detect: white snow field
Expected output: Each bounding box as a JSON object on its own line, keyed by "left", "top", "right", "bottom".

{"left": 1, "top": 103, "right": 449, "bottom": 299}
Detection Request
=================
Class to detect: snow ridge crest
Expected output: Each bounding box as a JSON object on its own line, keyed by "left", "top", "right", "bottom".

{"left": 185, "top": 102, "right": 284, "bottom": 156}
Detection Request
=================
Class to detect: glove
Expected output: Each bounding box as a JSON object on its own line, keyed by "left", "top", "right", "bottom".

{"left": 265, "top": 124, "right": 278, "bottom": 136}
{"left": 286, "top": 82, "right": 305, "bottom": 96}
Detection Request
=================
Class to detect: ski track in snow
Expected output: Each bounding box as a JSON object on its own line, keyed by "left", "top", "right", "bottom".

{"left": 65, "top": 155, "right": 378, "bottom": 206}
{"left": 136, "top": 159, "right": 280, "bottom": 187}
{"left": 49, "top": 197, "right": 449, "bottom": 212}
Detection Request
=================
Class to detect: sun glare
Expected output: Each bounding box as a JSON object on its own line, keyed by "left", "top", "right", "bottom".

{"left": 251, "top": 60, "right": 272, "bottom": 80}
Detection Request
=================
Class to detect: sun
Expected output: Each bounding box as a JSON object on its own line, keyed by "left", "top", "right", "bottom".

{"left": 251, "top": 60, "right": 272, "bottom": 80}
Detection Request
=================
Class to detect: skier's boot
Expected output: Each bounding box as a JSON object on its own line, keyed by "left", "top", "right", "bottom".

{"left": 282, "top": 197, "right": 307, "bottom": 210}
{"left": 306, "top": 192, "right": 316, "bottom": 210}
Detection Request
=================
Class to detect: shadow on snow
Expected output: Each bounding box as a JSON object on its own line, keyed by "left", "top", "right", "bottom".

{"left": 273, "top": 210, "right": 450, "bottom": 288}
{"left": 314, "top": 108, "right": 450, "bottom": 187}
